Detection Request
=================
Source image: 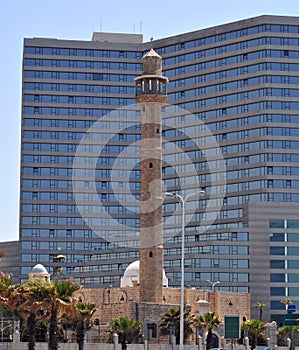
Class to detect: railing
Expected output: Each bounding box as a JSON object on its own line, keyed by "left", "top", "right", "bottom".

{"left": 136, "top": 83, "right": 167, "bottom": 96}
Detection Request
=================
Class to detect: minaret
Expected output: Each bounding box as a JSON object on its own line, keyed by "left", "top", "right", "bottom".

{"left": 135, "top": 49, "right": 168, "bottom": 303}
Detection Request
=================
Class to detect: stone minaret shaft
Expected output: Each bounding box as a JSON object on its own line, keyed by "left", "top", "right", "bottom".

{"left": 135, "top": 49, "right": 168, "bottom": 303}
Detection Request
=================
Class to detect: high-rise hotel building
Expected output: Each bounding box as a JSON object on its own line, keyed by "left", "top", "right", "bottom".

{"left": 20, "top": 15, "right": 299, "bottom": 322}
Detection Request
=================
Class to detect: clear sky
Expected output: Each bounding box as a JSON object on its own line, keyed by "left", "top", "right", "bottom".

{"left": 1, "top": 0, "right": 299, "bottom": 242}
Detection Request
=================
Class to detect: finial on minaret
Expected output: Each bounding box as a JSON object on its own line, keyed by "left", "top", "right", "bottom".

{"left": 150, "top": 37, "right": 153, "bottom": 48}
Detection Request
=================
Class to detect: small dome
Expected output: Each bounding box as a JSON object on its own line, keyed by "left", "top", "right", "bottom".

{"left": 31, "top": 264, "right": 49, "bottom": 274}
{"left": 121, "top": 260, "right": 168, "bottom": 287}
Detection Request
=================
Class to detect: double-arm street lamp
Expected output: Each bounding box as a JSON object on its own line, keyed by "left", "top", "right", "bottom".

{"left": 165, "top": 190, "right": 205, "bottom": 350}
{"left": 207, "top": 279, "right": 220, "bottom": 291}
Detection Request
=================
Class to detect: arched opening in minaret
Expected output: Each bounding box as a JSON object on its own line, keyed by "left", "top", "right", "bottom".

{"left": 156, "top": 128, "right": 160, "bottom": 134}
{"left": 149, "top": 162, "right": 153, "bottom": 168}
{"left": 149, "top": 251, "right": 153, "bottom": 258}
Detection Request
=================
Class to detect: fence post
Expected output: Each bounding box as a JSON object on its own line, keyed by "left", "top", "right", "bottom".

{"left": 13, "top": 320, "right": 20, "bottom": 344}
{"left": 197, "top": 335, "right": 203, "bottom": 350}
{"left": 244, "top": 336, "right": 249, "bottom": 350}
{"left": 171, "top": 335, "right": 176, "bottom": 350}
{"left": 113, "top": 333, "right": 119, "bottom": 350}
{"left": 287, "top": 337, "right": 291, "bottom": 350}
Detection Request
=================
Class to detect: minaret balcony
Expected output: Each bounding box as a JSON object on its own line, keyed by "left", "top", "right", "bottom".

{"left": 135, "top": 75, "right": 168, "bottom": 97}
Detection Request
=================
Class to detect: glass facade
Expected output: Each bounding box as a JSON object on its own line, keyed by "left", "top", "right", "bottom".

{"left": 20, "top": 16, "right": 299, "bottom": 320}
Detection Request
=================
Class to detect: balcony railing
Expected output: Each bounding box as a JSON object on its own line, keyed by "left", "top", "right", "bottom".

{"left": 136, "top": 83, "right": 167, "bottom": 96}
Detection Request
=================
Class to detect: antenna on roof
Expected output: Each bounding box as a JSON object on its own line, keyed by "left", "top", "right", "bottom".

{"left": 150, "top": 37, "right": 153, "bottom": 48}
{"left": 140, "top": 21, "right": 143, "bottom": 34}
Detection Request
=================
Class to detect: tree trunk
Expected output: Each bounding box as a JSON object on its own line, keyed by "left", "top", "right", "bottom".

{"left": 207, "top": 329, "right": 213, "bottom": 350}
{"left": 27, "top": 313, "right": 36, "bottom": 350}
{"left": 48, "top": 306, "right": 58, "bottom": 350}
{"left": 77, "top": 321, "right": 85, "bottom": 350}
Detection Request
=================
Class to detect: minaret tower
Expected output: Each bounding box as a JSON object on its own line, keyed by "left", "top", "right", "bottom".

{"left": 135, "top": 49, "right": 168, "bottom": 303}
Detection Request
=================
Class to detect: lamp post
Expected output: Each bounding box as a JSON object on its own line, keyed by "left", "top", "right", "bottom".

{"left": 165, "top": 190, "right": 205, "bottom": 350}
{"left": 207, "top": 280, "right": 220, "bottom": 291}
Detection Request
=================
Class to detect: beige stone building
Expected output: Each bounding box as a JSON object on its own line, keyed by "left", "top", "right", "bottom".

{"left": 79, "top": 260, "right": 250, "bottom": 343}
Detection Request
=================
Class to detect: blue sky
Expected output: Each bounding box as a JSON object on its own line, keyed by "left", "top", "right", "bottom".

{"left": 1, "top": 0, "right": 299, "bottom": 242}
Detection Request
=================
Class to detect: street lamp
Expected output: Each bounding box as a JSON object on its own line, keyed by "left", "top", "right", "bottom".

{"left": 207, "top": 280, "right": 220, "bottom": 291}
{"left": 165, "top": 190, "right": 205, "bottom": 350}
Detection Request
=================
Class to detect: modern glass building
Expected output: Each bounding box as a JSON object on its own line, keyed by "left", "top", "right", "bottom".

{"left": 20, "top": 15, "right": 299, "bottom": 322}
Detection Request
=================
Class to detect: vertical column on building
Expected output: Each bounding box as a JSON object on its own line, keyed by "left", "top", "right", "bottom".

{"left": 135, "top": 49, "right": 168, "bottom": 303}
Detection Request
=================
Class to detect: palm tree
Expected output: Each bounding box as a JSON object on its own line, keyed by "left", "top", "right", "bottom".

{"left": 254, "top": 302, "right": 267, "bottom": 321}
{"left": 46, "top": 279, "right": 79, "bottom": 350}
{"left": 12, "top": 281, "right": 51, "bottom": 350}
{"left": 72, "top": 302, "right": 96, "bottom": 350}
{"left": 160, "top": 306, "right": 195, "bottom": 345}
{"left": 242, "top": 319, "right": 266, "bottom": 350}
{"left": 27, "top": 279, "right": 79, "bottom": 350}
{"left": 106, "top": 316, "right": 142, "bottom": 350}
{"left": 0, "top": 272, "right": 13, "bottom": 305}
{"left": 281, "top": 298, "right": 293, "bottom": 313}
{"left": 195, "top": 312, "right": 221, "bottom": 350}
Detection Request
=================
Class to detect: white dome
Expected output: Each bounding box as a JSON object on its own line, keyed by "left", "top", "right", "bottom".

{"left": 120, "top": 260, "right": 168, "bottom": 287}
{"left": 31, "top": 264, "right": 49, "bottom": 274}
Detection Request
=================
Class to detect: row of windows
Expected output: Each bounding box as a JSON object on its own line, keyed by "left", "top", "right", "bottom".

{"left": 24, "top": 70, "right": 136, "bottom": 82}
{"left": 23, "top": 118, "right": 141, "bottom": 129}
{"left": 21, "top": 240, "right": 132, "bottom": 251}
{"left": 25, "top": 46, "right": 142, "bottom": 59}
{"left": 22, "top": 203, "right": 139, "bottom": 215}
{"left": 170, "top": 88, "right": 299, "bottom": 105}
{"left": 22, "top": 166, "right": 141, "bottom": 177}
{"left": 269, "top": 219, "right": 299, "bottom": 229}
{"left": 24, "top": 164, "right": 295, "bottom": 182}
{"left": 165, "top": 51, "right": 298, "bottom": 78}
{"left": 164, "top": 115, "right": 299, "bottom": 140}
{"left": 223, "top": 140, "right": 299, "bottom": 155}
{"left": 23, "top": 155, "right": 139, "bottom": 167}
{"left": 22, "top": 179, "right": 140, "bottom": 190}
{"left": 22, "top": 126, "right": 299, "bottom": 146}
{"left": 169, "top": 77, "right": 294, "bottom": 100}
{"left": 270, "top": 260, "right": 299, "bottom": 269}
{"left": 24, "top": 94, "right": 135, "bottom": 105}
{"left": 21, "top": 216, "right": 140, "bottom": 228}
{"left": 270, "top": 273, "right": 299, "bottom": 282}
{"left": 195, "top": 101, "right": 299, "bottom": 121}
{"left": 270, "top": 246, "right": 299, "bottom": 255}
{"left": 167, "top": 271, "right": 249, "bottom": 283}
{"left": 24, "top": 82, "right": 136, "bottom": 94}
{"left": 270, "top": 232, "right": 299, "bottom": 242}
{"left": 169, "top": 74, "right": 299, "bottom": 91}
{"left": 180, "top": 101, "right": 299, "bottom": 118}
{"left": 225, "top": 153, "right": 299, "bottom": 166}
{"left": 164, "top": 258, "right": 248, "bottom": 269}
{"left": 22, "top": 191, "right": 74, "bottom": 201}
{"left": 26, "top": 75, "right": 299, "bottom": 95}
{"left": 267, "top": 193, "right": 299, "bottom": 202}
{"left": 168, "top": 62, "right": 297, "bottom": 87}
{"left": 24, "top": 58, "right": 141, "bottom": 71}
{"left": 21, "top": 229, "right": 139, "bottom": 247}
{"left": 163, "top": 43, "right": 299, "bottom": 66}
{"left": 182, "top": 232, "right": 248, "bottom": 243}
{"left": 164, "top": 245, "right": 248, "bottom": 256}
{"left": 156, "top": 24, "right": 299, "bottom": 55}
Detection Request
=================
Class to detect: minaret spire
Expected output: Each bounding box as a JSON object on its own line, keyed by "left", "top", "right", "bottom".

{"left": 135, "top": 49, "right": 168, "bottom": 303}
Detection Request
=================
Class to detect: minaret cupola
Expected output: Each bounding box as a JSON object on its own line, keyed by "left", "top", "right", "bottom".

{"left": 135, "top": 48, "right": 168, "bottom": 103}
